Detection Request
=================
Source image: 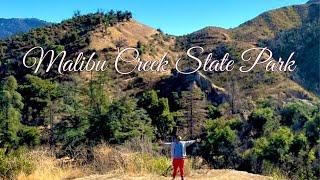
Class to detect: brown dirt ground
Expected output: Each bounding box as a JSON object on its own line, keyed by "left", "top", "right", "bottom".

{"left": 75, "top": 169, "right": 271, "bottom": 180}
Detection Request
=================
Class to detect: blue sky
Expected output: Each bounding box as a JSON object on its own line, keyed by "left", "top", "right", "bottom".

{"left": 1, "top": 0, "right": 307, "bottom": 35}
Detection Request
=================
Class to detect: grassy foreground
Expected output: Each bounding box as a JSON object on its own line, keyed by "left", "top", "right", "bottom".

{"left": 16, "top": 143, "right": 184, "bottom": 180}
{"left": 12, "top": 143, "right": 273, "bottom": 180}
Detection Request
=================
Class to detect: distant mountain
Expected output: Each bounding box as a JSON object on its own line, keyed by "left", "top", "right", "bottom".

{"left": 0, "top": 18, "right": 49, "bottom": 39}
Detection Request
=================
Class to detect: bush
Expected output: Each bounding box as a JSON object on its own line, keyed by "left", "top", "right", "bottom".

{"left": 0, "top": 148, "right": 35, "bottom": 179}
{"left": 132, "top": 153, "right": 171, "bottom": 175}
{"left": 201, "top": 118, "right": 238, "bottom": 168}
{"left": 262, "top": 160, "right": 288, "bottom": 179}
{"left": 280, "top": 101, "right": 314, "bottom": 130}
{"left": 248, "top": 108, "right": 274, "bottom": 134}
{"left": 304, "top": 113, "right": 320, "bottom": 145}
{"left": 207, "top": 104, "right": 221, "bottom": 119}
{"left": 18, "top": 126, "right": 40, "bottom": 147}
{"left": 263, "top": 127, "right": 293, "bottom": 163}
{"left": 91, "top": 143, "right": 173, "bottom": 176}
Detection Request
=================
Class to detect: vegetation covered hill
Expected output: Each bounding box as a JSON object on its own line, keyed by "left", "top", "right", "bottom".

{"left": 232, "top": 1, "right": 319, "bottom": 42}
{"left": 0, "top": 2, "right": 319, "bottom": 179}
{"left": 265, "top": 22, "right": 320, "bottom": 94}
{"left": 230, "top": 1, "right": 320, "bottom": 94}
{"left": 0, "top": 18, "right": 48, "bottom": 39}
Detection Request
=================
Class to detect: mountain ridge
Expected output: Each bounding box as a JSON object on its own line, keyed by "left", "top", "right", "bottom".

{"left": 1, "top": 2, "right": 318, "bottom": 99}
{"left": 232, "top": 1, "right": 319, "bottom": 42}
{"left": 0, "top": 4, "right": 319, "bottom": 180}
{"left": 0, "top": 18, "right": 49, "bottom": 39}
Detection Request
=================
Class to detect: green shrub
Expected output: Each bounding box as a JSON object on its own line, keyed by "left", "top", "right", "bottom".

{"left": 0, "top": 148, "right": 35, "bottom": 179}
{"left": 149, "top": 156, "right": 171, "bottom": 175}
{"left": 280, "top": 101, "right": 314, "bottom": 130}
{"left": 304, "top": 113, "right": 320, "bottom": 145}
{"left": 248, "top": 108, "right": 274, "bottom": 134}
{"left": 207, "top": 104, "right": 221, "bottom": 119}
{"left": 201, "top": 118, "right": 238, "bottom": 168}
{"left": 262, "top": 160, "right": 288, "bottom": 180}
{"left": 18, "top": 126, "right": 40, "bottom": 147}
{"left": 132, "top": 153, "right": 171, "bottom": 175}
{"left": 263, "top": 127, "right": 294, "bottom": 163}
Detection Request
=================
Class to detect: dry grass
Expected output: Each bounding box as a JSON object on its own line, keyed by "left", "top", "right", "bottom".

{"left": 16, "top": 142, "right": 195, "bottom": 179}
{"left": 15, "top": 144, "right": 270, "bottom": 180}
{"left": 17, "top": 148, "right": 88, "bottom": 180}
{"left": 89, "top": 20, "right": 157, "bottom": 51}
{"left": 89, "top": 142, "right": 173, "bottom": 176}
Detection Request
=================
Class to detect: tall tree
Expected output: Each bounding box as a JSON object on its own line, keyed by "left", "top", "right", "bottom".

{"left": 138, "top": 90, "right": 175, "bottom": 139}
{"left": 55, "top": 76, "right": 90, "bottom": 149}
{"left": 0, "top": 76, "right": 23, "bottom": 153}
{"left": 180, "top": 84, "right": 207, "bottom": 138}
{"left": 20, "top": 74, "right": 58, "bottom": 126}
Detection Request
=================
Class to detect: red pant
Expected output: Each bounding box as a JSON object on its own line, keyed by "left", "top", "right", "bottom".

{"left": 172, "top": 158, "right": 184, "bottom": 177}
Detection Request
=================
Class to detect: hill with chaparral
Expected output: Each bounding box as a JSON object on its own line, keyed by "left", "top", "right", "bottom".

{"left": 0, "top": 1, "right": 319, "bottom": 179}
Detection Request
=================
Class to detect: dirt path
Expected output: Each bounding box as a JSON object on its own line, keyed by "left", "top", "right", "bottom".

{"left": 75, "top": 169, "right": 271, "bottom": 180}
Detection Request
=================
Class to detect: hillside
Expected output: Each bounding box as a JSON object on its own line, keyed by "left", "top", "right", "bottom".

{"left": 1, "top": 11, "right": 317, "bottom": 134}
{"left": 229, "top": 1, "right": 320, "bottom": 94}
{"left": 0, "top": 18, "right": 48, "bottom": 39}
{"left": 1, "top": 5, "right": 318, "bottom": 101}
{"left": 0, "top": 2, "right": 319, "bottom": 180}
{"left": 232, "top": 1, "right": 320, "bottom": 42}
{"left": 265, "top": 22, "right": 320, "bottom": 94}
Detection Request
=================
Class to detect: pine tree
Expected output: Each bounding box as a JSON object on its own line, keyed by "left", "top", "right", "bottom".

{"left": 180, "top": 84, "right": 207, "bottom": 138}
{"left": 0, "top": 76, "right": 24, "bottom": 153}
{"left": 138, "top": 90, "right": 175, "bottom": 139}
{"left": 55, "top": 76, "right": 90, "bottom": 149}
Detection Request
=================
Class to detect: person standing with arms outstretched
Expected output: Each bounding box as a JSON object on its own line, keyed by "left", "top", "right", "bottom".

{"left": 160, "top": 136, "right": 200, "bottom": 180}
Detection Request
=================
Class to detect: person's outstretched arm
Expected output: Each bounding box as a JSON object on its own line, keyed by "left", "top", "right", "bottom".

{"left": 159, "top": 140, "right": 172, "bottom": 147}
{"left": 184, "top": 138, "right": 201, "bottom": 146}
